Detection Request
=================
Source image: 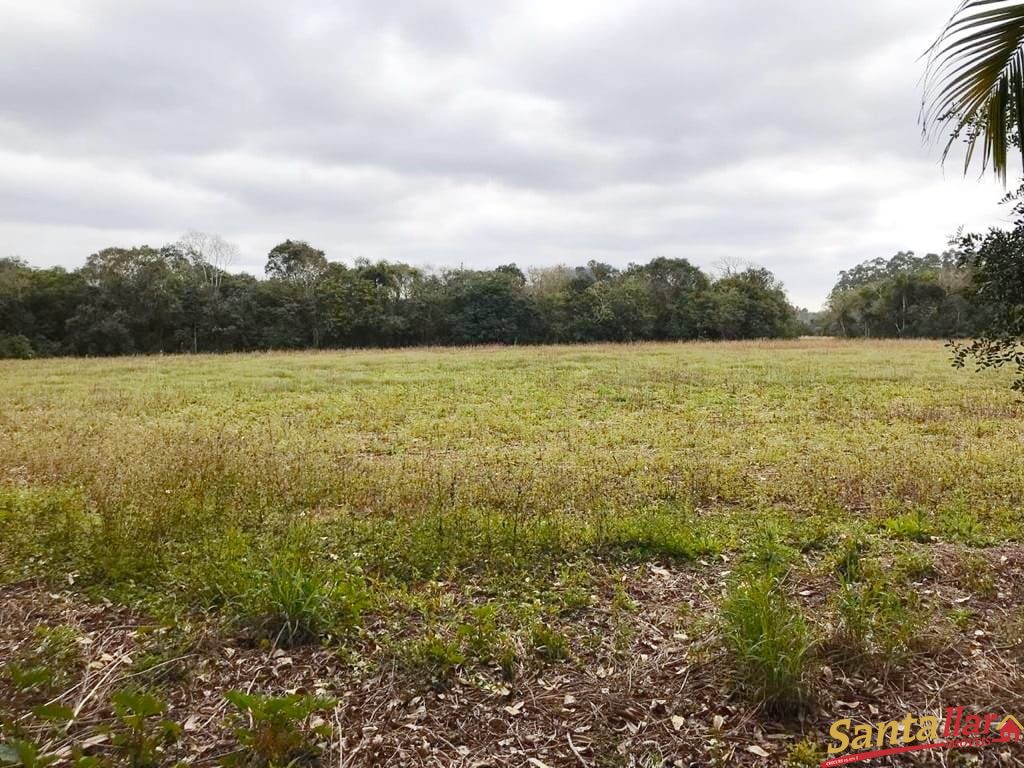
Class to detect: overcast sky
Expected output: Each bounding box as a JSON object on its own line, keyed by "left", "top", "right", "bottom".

{"left": 0, "top": 0, "right": 1015, "bottom": 308}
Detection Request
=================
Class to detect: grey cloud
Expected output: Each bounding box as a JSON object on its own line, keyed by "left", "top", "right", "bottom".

{"left": 0, "top": 0, "right": 1010, "bottom": 307}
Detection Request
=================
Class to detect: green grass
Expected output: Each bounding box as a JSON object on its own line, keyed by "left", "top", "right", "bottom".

{"left": 721, "top": 573, "right": 814, "bottom": 713}
{"left": 0, "top": 338, "right": 1020, "bottom": 729}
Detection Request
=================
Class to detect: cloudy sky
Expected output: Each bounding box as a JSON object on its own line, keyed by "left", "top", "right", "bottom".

{"left": 0, "top": 0, "right": 1015, "bottom": 308}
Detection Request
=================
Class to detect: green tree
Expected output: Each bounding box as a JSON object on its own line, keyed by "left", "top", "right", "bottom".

{"left": 265, "top": 241, "right": 328, "bottom": 347}
{"left": 708, "top": 268, "right": 799, "bottom": 340}
{"left": 825, "top": 252, "right": 983, "bottom": 338}
{"left": 66, "top": 247, "right": 188, "bottom": 355}
{"left": 951, "top": 188, "right": 1024, "bottom": 390}
{"left": 445, "top": 268, "right": 540, "bottom": 344}
{"left": 626, "top": 257, "right": 710, "bottom": 340}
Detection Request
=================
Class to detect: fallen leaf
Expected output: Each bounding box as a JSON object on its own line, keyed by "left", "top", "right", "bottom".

{"left": 746, "top": 745, "right": 770, "bottom": 757}
{"left": 671, "top": 715, "right": 685, "bottom": 731}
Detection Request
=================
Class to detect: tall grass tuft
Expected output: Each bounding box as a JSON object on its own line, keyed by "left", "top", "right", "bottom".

{"left": 248, "top": 554, "right": 366, "bottom": 647}
{"left": 721, "top": 574, "right": 813, "bottom": 715}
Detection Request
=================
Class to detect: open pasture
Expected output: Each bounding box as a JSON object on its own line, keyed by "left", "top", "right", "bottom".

{"left": 1, "top": 339, "right": 1022, "bottom": 766}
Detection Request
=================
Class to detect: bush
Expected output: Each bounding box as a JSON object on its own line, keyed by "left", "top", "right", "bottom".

{"left": 0, "top": 334, "right": 33, "bottom": 359}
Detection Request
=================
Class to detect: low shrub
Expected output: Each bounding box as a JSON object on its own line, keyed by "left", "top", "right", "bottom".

{"left": 223, "top": 691, "right": 334, "bottom": 768}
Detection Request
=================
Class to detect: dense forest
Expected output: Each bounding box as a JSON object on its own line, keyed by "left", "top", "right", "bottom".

{"left": 0, "top": 237, "right": 802, "bottom": 357}
{"left": 0, "top": 236, "right": 1006, "bottom": 359}
{"left": 819, "top": 250, "right": 989, "bottom": 338}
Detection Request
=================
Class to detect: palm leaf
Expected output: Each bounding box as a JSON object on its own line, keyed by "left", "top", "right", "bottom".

{"left": 923, "top": 1, "right": 1024, "bottom": 181}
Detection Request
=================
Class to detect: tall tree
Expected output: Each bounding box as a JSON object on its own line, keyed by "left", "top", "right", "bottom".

{"left": 265, "top": 240, "right": 328, "bottom": 348}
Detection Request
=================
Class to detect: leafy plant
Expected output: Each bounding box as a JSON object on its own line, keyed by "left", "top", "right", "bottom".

{"left": 0, "top": 739, "right": 56, "bottom": 768}
{"left": 106, "top": 690, "right": 181, "bottom": 768}
{"left": 923, "top": 1, "right": 1024, "bottom": 181}
{"left": 3, "top": 625, "right": 81, "bottom": 696}
{"left": 3, "top": 666, "right": 53, "bottom": 695}
{"left": 456, "top": 605, "right": 503, "bottom": 661}
{"left": 223, "top": 691, "right": 333, "bottom": 768}
{"left": 939, "top": 505, "right": 987, "bottom": 546}
{"left": 398, "top": 634, "right": 466, "bottom": 682}
{"left": 883, "top": 511, "right": 931, "bottom": 543}
{"left": 785, "top": 738, "right": 825, "bottom": 767}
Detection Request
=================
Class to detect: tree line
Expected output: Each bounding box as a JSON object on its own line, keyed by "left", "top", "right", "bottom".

{"left": 814, "top": 237, "right": 1021, "bottom": 391}
{"left": 817, "top": 250, "right": 990, "bottom": 339}
{"left": 0, "top": 236, "right": 803, "bottom": 358}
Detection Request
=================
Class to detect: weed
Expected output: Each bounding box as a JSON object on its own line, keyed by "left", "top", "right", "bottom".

{"left": 3, "top": 625, "right": 80, "bottom": 697}
{"left": 530, "top": 623, "right": 570, "bottom": 662}
{"left": 246, "top": 555, "right": 366, "bottom": 647}
{"left": 106, "top": 690, "right": 181, "bottom": 768}
{"left": 883, "top": 510, "right": 931, "bottom": 543}
{"left": 785, "top": 738, "right": 825, "bottom": 767}
{"left": 892, "top": 549, "right": 936, "bottom": 582}
{"left": 180, "top": 529, "right": 255, "bottom": 611}
{"left": 397, "top": 634, "right": 466, "bottom": 682}
{"left": 833, "top": 535, "right": 869, "bottom": 583}
{"left": 832, "top": 570, "right": 923, "bottom": 668}
{"left": 223, "top": 691, "right": 334, "bottom": 768}
{"left": 611, "top": 583, "right": 638, "bottom": 614}
{"left": 948, "top": 607, "right": 974, "bottom": 630}
{"left": 601, "top": 511, "right": 717, "bottom": 562}
{"left": 3, "top": 667, "right": 53, "bottom": 696}
{"left": 553, "top": 567, "right": 593, "bottom": 614}
{"left": 938, "top": 498, "right": 987, "bottom": 546}
{"left": 954, "top": 552, "right": 997, "bottom": 599}
{"left": 0, "top": 739, "right": 56, "bottom": 768}
{"left": 456, "top": 604, "right": 505, "bottom": 662}
{"left": 742, "top": 522, "right": 799, "bottom": 575}
{"left": 721, "top": 574, "right": 813, "bottom": 714}
{"left": 793, "top": 514, "right": 838, "bottom": 553}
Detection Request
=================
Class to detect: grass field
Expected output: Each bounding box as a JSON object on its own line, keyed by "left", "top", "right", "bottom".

{"left": 1, "top": 339, "right": 1022, "bottom": 766}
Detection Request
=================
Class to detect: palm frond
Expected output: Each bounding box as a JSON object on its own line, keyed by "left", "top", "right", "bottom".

{"left": 922, "top": 1, "right": 1024, "bottom": 182}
